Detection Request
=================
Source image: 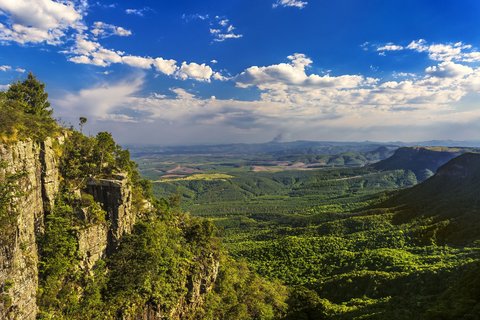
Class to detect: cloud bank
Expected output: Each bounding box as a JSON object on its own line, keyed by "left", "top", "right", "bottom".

{"left": 53, "top": 40, "right": 480, "bottom": 144}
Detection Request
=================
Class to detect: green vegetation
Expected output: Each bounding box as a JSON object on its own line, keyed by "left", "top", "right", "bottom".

{"left": 140, "top": 152, "right": 480, "bottom": 319}
{"left": 60, "top": 130, "right": 136, "bottom": 187}
{"left": 5, "top": 73, "right": 52, "bottom": 118}
{"left": 0, "top": 161, "right": 25, "bottom": 244}
{"left": 201, "top": 256, "right": 288, "bottom": 320}
{"left": 0, "top": 74, "right": 58, "bottom": 143}
{"left": 372, "top": 146, "right": 479, "bottom": 181}
{"left": 162, "top": 173, "right": 234, "bottom": 181}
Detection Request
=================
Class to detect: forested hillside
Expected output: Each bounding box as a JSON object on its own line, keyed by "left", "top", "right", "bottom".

{"left": 146, "top": 148, "right": 480, "bottom": 319}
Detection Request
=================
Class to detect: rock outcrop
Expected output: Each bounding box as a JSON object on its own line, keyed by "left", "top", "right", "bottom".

{"left": 86, "top": 174, "right": 134, "bottom": 253}
{"left": 0, "top": 138, "right": 60, "bottom": 320}
{"left": 76, "top": 223, "right": 109, "bottom": 272}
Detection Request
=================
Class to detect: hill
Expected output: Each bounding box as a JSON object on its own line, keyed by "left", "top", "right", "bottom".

{"left": 388, "top": 152, "right": 480, "bottom": 244}
{"left": 372, "top": 146, "right": 478, "bottom": 181}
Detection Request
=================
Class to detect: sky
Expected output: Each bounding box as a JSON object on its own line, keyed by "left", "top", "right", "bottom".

{"left": 1, "top": 0, "right": 480, "bottom": 145}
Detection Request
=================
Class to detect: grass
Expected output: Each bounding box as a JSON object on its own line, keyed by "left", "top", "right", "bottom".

{"left": 157, "top": 173, "right": 234, "bottom": 182}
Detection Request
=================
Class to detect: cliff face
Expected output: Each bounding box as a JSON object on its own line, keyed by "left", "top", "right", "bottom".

{"left": 0, "top": 137, "right": 220, "bottom": 320}
{"left": 170, "top": 253, "right": 219, "bottom": 320}
{"left": 86, "top": 175, "right": 135, "bottom": 253}
{"left": 0, "top": 138, "right": 60, "bottom": 320}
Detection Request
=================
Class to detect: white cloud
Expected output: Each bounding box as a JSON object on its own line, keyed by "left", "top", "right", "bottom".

{"left": 185, "top": 14, "right": 243, "bottom": 42}
{"left": 425, "top": 61, "right": 473, "bottom": 78}
{"left": 91, "top": 21, "right": 132, "bottom": 38}
{"left": 210, "top": 17, "right": 243, "bottom": 42}
{"left": 377, "top": 44, "right": 403, "bottom": 52}
{"left": 379, "top": 39, "right": 480, "bottom": 63}
{"left": 176, "top": 62, "right": 213, "bottom": 82}
{"left": 0, "top": 65, "right": 24, "bottom": 73}
{"left": 53, "top": 60, "right": 480, "bottom": 144}
{"left": 65, "top": 32, "right": 218, "bottom": 81}
{"left": 182, "top": 13, "right": 209, "bottom": 22}
{"left": 392, "top": 72, "right": 416, "bottom": 78}
{"left": 54, "top": 75, "right": 144, "bottom": 120}
{"left": 236, "top": 53, "right": 370, "bottom": 89}
{"left": 153, "top": 58, "right": 177, "bottom": 75}
{"left": 273, "top": 0, "right": 308, "bottom": 9}
{"left": 0, "top": 0, "right": 83, "bottom": 44}
{"left": 125, "top": 8, "right": 150, "bottom": 17}
{"left": 122, "top": 56, "right": 154, "bottom": 69}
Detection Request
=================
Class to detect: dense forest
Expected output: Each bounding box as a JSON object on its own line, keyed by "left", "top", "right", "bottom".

{"left": 147, "top": 145, "right": 480, "bottom": 319}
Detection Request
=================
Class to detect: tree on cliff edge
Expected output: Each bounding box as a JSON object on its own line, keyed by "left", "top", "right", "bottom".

{"left": 6, "top": 72, "right": 52, "bottom": 118}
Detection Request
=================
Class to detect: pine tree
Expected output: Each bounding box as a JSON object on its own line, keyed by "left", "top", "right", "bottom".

{"left": 6, "top": 72, "right": 52, "bottom": 118}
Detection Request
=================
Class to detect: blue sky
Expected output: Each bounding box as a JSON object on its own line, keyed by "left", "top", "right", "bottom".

{"left": 1, "top": 0, "right": 480, "bottom": 145}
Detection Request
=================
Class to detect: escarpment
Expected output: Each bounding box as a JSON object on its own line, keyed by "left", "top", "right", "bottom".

{"left": 0, "top": 134, "right": 220, "bottom": 320}
{"left": 0, "top": 137, "right": 61, "bottom": 320}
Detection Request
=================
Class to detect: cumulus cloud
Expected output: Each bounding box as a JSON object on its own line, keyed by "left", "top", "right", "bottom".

{"left": 425, "top": 61, "right": 473, "bottom": 78}
{"left": 91, "top": 21, "right": 132, "bottom": 38}
{"left": 273, "top": 0, "right": 308, "bottom": 9}
{"left": 0, "top": 1, "right": 217, "bottom": 81}
{"left": 54, "top": 75, "right": 144, "bottom": 121}
{"left": 236, "top": 53, "right": 372, "bottom": 89}
{"left": 153, "top": 58, "right": 178, "bottom": 75}
{"left": 66, "top": 34, "right": 219, "bottom": 81}
{"left": 377, "top": 44, "right": 403, "bottom": 52}
{"left": 0, "top": 0, "right": 83, "bottom": 44}
{"left": 177, "top": 62, "right": 214, "bottom": 82}
{"left": 0, "top": 65, "right": 25, "bottom": 72}
{"left": 53, "top": 55, "right": 480, "bottom": 144}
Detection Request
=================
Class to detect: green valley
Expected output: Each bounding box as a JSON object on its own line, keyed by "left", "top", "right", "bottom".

{"left": 135, "top": 146, "right": 480, "bottom": 319}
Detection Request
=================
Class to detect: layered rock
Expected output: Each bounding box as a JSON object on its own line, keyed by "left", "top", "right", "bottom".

{"left": 77, "top": 223, "right": 109, "bottom": 272}
{"left": 0, "top": 138, "right": 60, "bottom": 320}
{"left": 86, "top": 174, "right": 134, "bottom": 253}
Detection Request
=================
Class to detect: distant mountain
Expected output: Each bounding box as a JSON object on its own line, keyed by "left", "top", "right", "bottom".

{"left": 128, "top": 140, "right": 480, "bottom": 157}
{"left": 404, "top": 140, "right": 480, "bottom": 148}
{"left": 127, "top": 140, "right": 399, "bottom": 157}
{"left": 388, "top": 152, "right": 480, "bottom": 244}
{"left": 372, "top": 146, "right": 479, "bottom": 181}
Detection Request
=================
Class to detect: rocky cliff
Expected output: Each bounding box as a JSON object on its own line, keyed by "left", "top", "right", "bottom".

{"left": 0, "top": 137, "right": 60, "bottom": 320}
{"left": 0, "top": 137, "right": 219, "bottom": 319}
{"left": 86, "top": 175, "right": 135, "bottom": 253}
